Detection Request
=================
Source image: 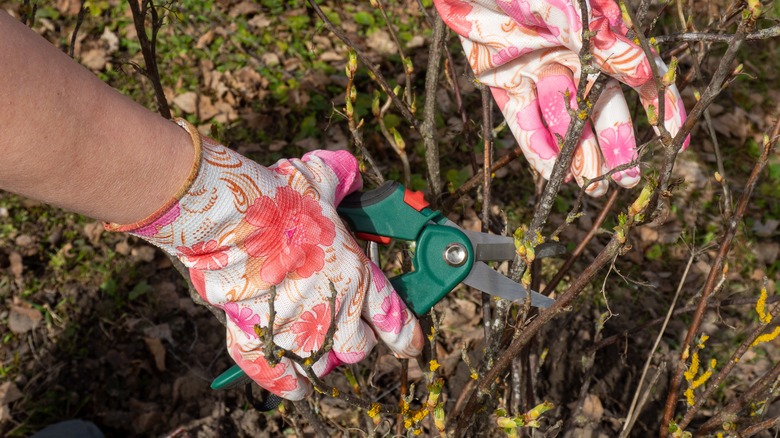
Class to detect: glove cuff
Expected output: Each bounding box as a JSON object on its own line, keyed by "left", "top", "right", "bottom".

{"left": 104, "top": 118, "right": 203, "bottom": 233}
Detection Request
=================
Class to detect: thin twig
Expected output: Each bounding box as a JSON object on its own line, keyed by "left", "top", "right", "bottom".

{"left": 127, "top": 0, "right": 171, "bottom": 119}
{"left": 454, "top": 235, "right": 626, "bottom": 435}
{"left": 563, "top": 313, "right": 606, "bottom": 436}
{"left": 454, "top": 3, "right": 608, "bottom": 431}
{"left": 655, "top": 24, "right": 780, "bottom": 43}
{"left": 661, "top": 104, "right": 774, "bottom": 433}
{"left": 550, "top": 146, "right": 648, "bottom": 242}
{"left": 343, "top": 54, "right": 385, "bottom": 185}
{"left": 508, "top": 71, "right": 609, "bottom": 287}
{"left": 480, "top": 84, "right": 494, "bottom": 359}
{"left": 679, "top": 298, "right": 780, "bottom": 430}
{"left": 544, "top": 189, "right": 618, "bottom": 295}
{"left": 737, "top": 416, "right": 780, "bottom": 437}
{"left": 589, "top": 295, "right": 780, "bottom": 353}
{"left": 625, "top": 362, "right": 666, "bottom": 437}
{"left": 421, "top": 10, "right": 447, "bottom": 205}
{"left": 68, "top": 1, "right": 88, "bottom": 58}
{"left": 672, "top": 6, "right": 733, "bottom": 218}
{"left": 307, "top": 0, "right": 419, "bottom": 131}
{"left": 373, "top": 0, "right": 413, "bottom": 106}
{"left": 620, "top": 1, "right": 671, "bottom": 142}
{"left": 620, "top": 248, "right": 696, "bottom": 437}
{"left": 444, "top": 146, "right": 525, "bottom": 209}
{"left": 376, "top": 91, "right": 410, "bottom": 186}
{"left": 697, "top": 360, "right": 780, "bottom": 435}
{"left": 19, "top": 0, "right": 37, "bottom": 27}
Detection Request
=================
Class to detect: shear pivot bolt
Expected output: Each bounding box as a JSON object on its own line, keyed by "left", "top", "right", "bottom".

{"left": 443, "top": 243, "right": 467, "bottom": 267}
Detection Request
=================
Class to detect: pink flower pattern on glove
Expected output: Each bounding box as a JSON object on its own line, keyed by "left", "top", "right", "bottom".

{"left": 436, "top": 0, "right": 690, "bottom": 196}
{"left": 598, "top": 122, "right": 639, "bottom": 181}
{"left": 230, "top": 344, "right": 298, "bottom": 395}
{"left": 291, "top": 303, "right": 331, "bottom": 353}
{"left": 372, "top": 293, "right": 408, "bottom": 335}
{"left": 107, "top": 121, "right": 423, "bottom": 401}
{"left": 243, "top": 186, "right": 336, "bottom": 285}
{"left": 223, "top": 302, "right": 262, "bottom": 338}
{"left": 177, "top": 240, "right": 230, "bottom": 270}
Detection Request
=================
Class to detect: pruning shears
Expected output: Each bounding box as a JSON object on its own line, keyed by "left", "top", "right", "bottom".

{"left": 210, "top": 181, "right": 562, "bottom": 399}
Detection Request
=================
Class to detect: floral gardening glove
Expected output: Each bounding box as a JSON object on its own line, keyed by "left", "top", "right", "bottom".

{"left": 436, "top": 0, "right": 690, "bottom": 196}
{"left": 106, "top": 120, "right": 423, "bottom": 400}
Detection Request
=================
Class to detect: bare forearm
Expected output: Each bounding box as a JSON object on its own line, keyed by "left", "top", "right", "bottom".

{"left": 0, "top": 11, "right": 193, "bottom": 224}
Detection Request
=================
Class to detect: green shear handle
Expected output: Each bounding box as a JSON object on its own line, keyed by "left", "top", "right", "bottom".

{"left": 338, "top": 181, "right": 475, "bottom": 316}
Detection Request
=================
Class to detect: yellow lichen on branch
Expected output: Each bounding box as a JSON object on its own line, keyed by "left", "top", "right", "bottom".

{"left": 683, "top": 336, "right": 715, "bottom": 406}
{"left": 756, "top": 286, "right": 772, "bottom": 323}
{"left": 751, "top": 326, "right": 780, "bottom": 347}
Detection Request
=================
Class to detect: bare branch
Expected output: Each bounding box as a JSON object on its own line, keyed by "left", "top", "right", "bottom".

{"left": 661, "top": 107, "right": 776, "bottom": 433}
{"left": 621, "top": 249, "right": 696, "bottom": 437}
{"left": 544, "top": 189, "right": 618, "bottom": 295}
{"left": 680, "top": 297, "right": 780, "bottom": 430}
{"left": 737, "top": 416, "right": 780, "bottom": 437}
{"left": 373, "top": 0, "right": 413, "bottom": 106}
{"left": 68, "top": 1, "right": 88, "bottom": 58}
{"left": 307, "top": 0, "right": 420, "bottom": 132}
{"left": 127, "top": 0, "right": 171, "bottom": 119}
{"left": 655, "top": 25, "right": 780, "bottom": 43}
{"left": 480, "top": 84, "right": 495, "bottom": 360}
{"left": 422, "top": 11, "right": 447, "bottom": 205}
{"left": 698, "top": 360, "right": 780, "bottom": 434}
{"left": 589, "top": 295, "right": 780, "bottom": 353}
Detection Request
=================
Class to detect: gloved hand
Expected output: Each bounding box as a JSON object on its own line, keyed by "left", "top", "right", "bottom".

{"left": 436, "top": 0, "right": 690, "bottom": 196}
{"left": 106, "top": 120, "right": 423, "bottom": 400}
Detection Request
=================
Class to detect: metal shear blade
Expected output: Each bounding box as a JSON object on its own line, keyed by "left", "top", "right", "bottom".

{"left": 453, "top": 224, "right": 562, "bottom": 308}
{"left": 462, "top": 262, "right": 555, "bottom": 308}
{"left": 450, "top": 223, "right": 567, "bottom": 262}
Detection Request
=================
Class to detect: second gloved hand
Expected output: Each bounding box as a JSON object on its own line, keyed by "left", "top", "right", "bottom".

{"left": 436, "top": 0, "right": 690, "bottom": 196}
{"left": 107, "top": 120, "right": 423, "bottom": 400}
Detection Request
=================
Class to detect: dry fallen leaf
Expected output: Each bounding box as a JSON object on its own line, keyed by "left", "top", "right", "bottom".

{"left": 144, "top": 337, "right": 167, "bottom": 372}
{"left": 407, "top": 35, "right": 425, "bottom": 49}
{"left": 375, "top": 354, "right": 423, "bottom": 380}
{"left": 213, "top": 101, "right": 238, "bottom": 124}
{"left": 132, "top": 246, "right": 156, "bottom": 263}
{"left": 713, "top": 108, "right": 750, "bottom": 142}
{"left": 80, "top": 48, "right": 108, "bottom": 71}
{"left": 172, "top": 372, "right": 206, "bottom": 405}
{"left": 581, "top": 394, "right": 604, "bottom": 422}
{"left": 83, "top": 221, "right": 104, "bottom": 246}
{"left": 229, "top": 0, "right": 261, "bottom": 17}
{"left": 143, "top": 323, "right": 174, "bottom": 345}
{"left": 9, "top": 252, "right": 23, "bottom": 279}
{"left": 115, "top": 240, "right": 131, "bottom": 256}
{"left": 14, "top": 234, "right": 33, "bottom": 247}
{"left": 295, "top": 138, "right": 320, "bottom": 151}
{"left": 198, "top": 95, "right": 220, "bottom": 120}
{"left": 268, "top": 140, "right": 287, "bottom": 152}
{"left": 320, "top": 50, "right": 344, "bottom": 62}
{"left": 101, "top": 27, "right": 119, "bottom": 55}
{"left": 248, "top": 14, "right": 271, "bottom": 29}
{"left": 8, "top": 305, "right": 43, "bottom": 334}
{"left": 366, "top": 29, "right": 397, "bottom": 55}
{"left": 173, "top": 92, "right": 198, "bottom": 114}
{"left": 0, "top": 404, "right": 11, "bottom": 423}
{"left": 196, "top": 29, "right": 215, "bottom": 49}
{"left": 56, "top": 0, "right": 82, "bottom": 15}
{"left": 0, "top": 382, "right": 23, "bottom": 405}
